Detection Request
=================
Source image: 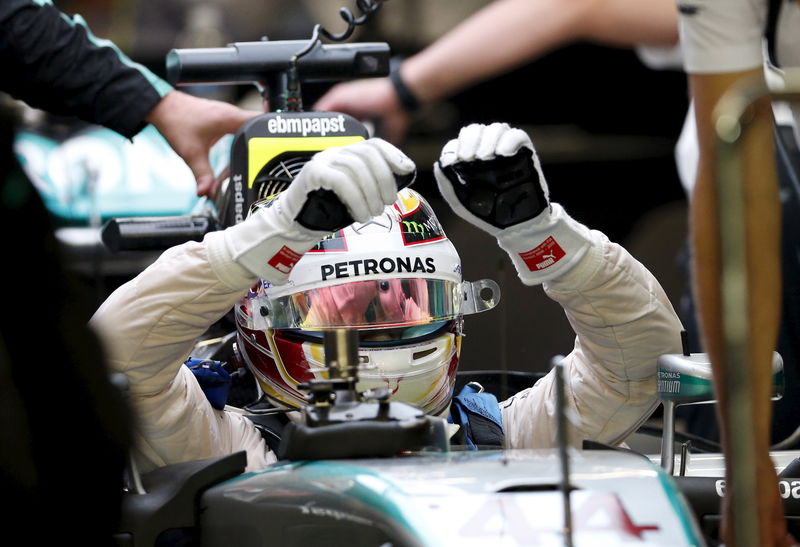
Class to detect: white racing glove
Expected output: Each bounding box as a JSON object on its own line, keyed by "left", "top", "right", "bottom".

{"left": 434, "top": 122, "right": 591, "bottom": 285}
{"left": 223, "top": 138, "right": 415, "bottom": 283}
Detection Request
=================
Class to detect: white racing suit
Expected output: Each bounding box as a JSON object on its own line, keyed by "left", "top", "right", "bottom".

{"left": 91, "top": 223, "right": 683, "bottom": 474}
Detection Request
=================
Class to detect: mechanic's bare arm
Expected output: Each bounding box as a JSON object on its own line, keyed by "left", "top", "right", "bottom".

{"left": 397, "top": 0, "right": 678, "bottom": 106}
{"left": 313, "top": 0, "right": 678, "bottom": 144}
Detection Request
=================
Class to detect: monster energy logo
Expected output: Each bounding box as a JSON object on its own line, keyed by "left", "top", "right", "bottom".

{"left": 403, "top": 220, "right": 429, "bottom": 234}
{"left": 401, "top": 218, "right": 443, "bottom": 245}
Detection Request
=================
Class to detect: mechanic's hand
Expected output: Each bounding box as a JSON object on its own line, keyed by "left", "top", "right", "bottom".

{"left": 313, "top": 78, "right": 411, "bottom": 145}
{"left": 223, "top": 139, "right": 414, "bottom": 282}
{"left": 434, "top": 123, "right": 591, "bottom": 285}
{"left": 146, "top": 90, "right": 260, "bottom": 197}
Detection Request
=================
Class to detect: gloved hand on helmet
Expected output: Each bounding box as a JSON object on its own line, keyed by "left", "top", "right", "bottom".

{"left": 433, "top": 122, "right": 592, "bottom": 285}
{"left": 223, "top": 138, "right": 416, "bottom": 283}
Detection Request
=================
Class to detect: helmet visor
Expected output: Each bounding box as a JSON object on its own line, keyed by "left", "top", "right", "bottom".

{"left": 241, "top": 278, "right": 500, "bottom": 330}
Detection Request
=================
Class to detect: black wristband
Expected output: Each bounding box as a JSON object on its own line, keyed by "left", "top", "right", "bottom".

{"left": 388, "top": 67, "right": 421, "bottom": 112}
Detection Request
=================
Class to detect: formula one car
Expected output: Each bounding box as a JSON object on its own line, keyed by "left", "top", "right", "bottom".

{"left": 113, "top": 326, "right": 800, "bottom": 547}
{"left": 115, "top": 329, "right": 707, "bottom": 547}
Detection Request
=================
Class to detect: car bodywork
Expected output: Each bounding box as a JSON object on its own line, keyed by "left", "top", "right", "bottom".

{"left": 198, "top": 449, "right": 701, "bottom": 546}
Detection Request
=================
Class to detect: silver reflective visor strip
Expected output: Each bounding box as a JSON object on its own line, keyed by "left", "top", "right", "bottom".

{"left": 246, "top": 278, "right": 501, "bottom": 329}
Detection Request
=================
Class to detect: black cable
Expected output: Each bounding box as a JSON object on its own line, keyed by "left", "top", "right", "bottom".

{"left": 319, "top": 0, "right": 388, "bottom": 42}
{"left": 287, "top": 1, "right": 389, "bottom": 110}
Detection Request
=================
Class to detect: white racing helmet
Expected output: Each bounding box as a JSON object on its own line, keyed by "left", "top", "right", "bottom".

{"left": 235, "top": 188, "right": 500, "bottom": 416}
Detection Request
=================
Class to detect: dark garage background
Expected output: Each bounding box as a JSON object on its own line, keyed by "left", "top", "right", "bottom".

{"left": 49, "top": 0, "right": 693, "bottom": 379}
